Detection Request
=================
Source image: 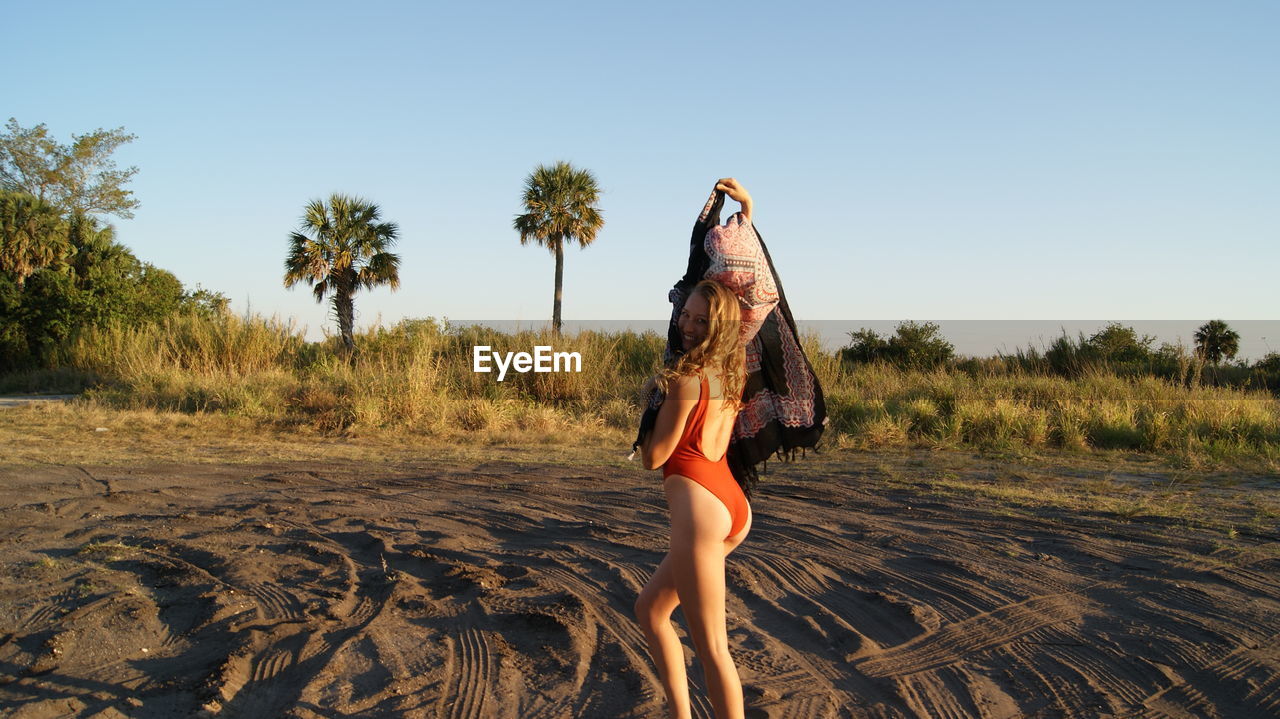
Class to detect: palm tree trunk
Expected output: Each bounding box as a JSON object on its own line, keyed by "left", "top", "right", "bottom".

{"left": 333, "top": 290, "right": 356, "bottom": 356}
{"left": 552, "top": 237, "right": 564, "bottom": 335}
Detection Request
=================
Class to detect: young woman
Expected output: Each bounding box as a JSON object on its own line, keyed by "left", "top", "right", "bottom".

{"left": 632, "top": 177, "right": 823, "bottom": 718}
{"left": 636, "top": 276, "right": 753, "bottom": 719}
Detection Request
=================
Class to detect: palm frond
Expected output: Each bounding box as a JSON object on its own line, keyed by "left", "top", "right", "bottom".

{"left": 285, "top": 194, "right": 400, "bottom": 297}
{"left": 359, "top": 251, "right": 401, "bottom": 291}
{"left": 514, "top": 161, "right": 604, "bottom": 250}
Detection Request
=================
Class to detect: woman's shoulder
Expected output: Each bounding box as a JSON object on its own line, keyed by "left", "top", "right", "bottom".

{"left": 703, "top": 369, "right": 737, "bottom": 400}
{"left": 667, "top": 371, "right": 703, "bottom": 400}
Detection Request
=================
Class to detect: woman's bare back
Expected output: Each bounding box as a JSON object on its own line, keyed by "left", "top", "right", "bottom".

{"left": 696, "top": 370, "right": 737, "bottom": 463}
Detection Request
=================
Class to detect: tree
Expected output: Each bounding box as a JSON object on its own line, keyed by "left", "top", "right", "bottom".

{"left": 513, "top": 161, "right": 604, "bottom": 334}
{"left": 1254, "top": 352, "right": 1280, "bottom": 373}
{"left": 11, "top": 269, "right": 86, "bottom": 362}
{"left": 0, "top": 273, "right": 29, "bottom": 368}
{"left": 1083, "top": 322, "right": 1156, "bottom": 364}
{"left": 0, "top": 190, "right": 67, "bottom": 287}
{"left": 0, "top": 218, "right": 227, "bottom": 370}
{"left": 0, "top": 118, "right": 140, "bottom": 219}
{"left": 887, "top": 320, "right": 955, "bottom": 369}
{"left": 1194, "top": 319, "right": 1239, "bottom": 365}
{"left": 284, "top": 194, "right": 400, "bottom": 354}
{"left": 840, "top": 321, "right": 954, "bottom": 369}
{"left": 840, "top": 328, "right": 889, "bottom": 364}
{"left": 181, "top": 285, "right": 232, "bottom": 319}
{"left": 63, "top": 212, "right": 127, "bottom": 287}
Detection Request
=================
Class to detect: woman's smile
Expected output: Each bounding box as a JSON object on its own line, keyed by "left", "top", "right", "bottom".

{"left": 679, "top": 292, "right": 711, "bottom": 350}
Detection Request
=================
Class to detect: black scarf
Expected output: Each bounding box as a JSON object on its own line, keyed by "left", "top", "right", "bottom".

{"left": 633, "top": 189, "right": 827, "bottom": 497}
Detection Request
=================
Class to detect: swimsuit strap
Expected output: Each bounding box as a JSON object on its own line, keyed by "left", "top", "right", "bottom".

{"left": 686, "top": 373, "right": 711, "bottom": 452}
{"left": 673, "top": 373, "right": 706, "bottom": 444}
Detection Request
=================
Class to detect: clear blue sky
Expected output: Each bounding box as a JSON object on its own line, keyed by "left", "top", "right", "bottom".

{"left": 7, "top": 1, "right": 1278, "bottom": 356}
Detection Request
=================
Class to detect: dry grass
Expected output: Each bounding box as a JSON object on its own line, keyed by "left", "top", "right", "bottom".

{"left": 0, "top": 399, "right": 635, "bottom": 468}
{"left": 2, "top": 314, "right": 1277, "bottom": 471}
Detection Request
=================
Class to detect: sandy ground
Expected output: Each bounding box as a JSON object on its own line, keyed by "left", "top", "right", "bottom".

{"left": 0, "top": 450, "right": 1277, "bottom": 718}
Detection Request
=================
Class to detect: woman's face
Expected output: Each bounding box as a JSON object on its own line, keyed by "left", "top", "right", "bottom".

{"left": 678, "top": 292, "right": 710, "bottom": 351}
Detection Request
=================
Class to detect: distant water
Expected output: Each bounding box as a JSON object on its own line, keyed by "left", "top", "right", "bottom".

{"left": 448, "top": 319, "right": 1280, "bottom": 364}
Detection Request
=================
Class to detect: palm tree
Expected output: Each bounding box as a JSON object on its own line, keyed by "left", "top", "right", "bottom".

{"left": 1194, "top": 319, "right": 1240, "bottom": 365}
{"left": 0, "top": 190, "right": 66, "bottom": 287}
{"left": 65, "top": 212, "right": 127, "bottom": 286}
{"left": 514, "top": 162, "right": 604, "bottom": 334}
{"left": 284, "top": 193, "right": 400, "bottom": 354}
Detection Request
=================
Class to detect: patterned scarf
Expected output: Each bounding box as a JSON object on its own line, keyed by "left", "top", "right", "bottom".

{"left": 632, "top": 189, "right": 827, "bottom": 497}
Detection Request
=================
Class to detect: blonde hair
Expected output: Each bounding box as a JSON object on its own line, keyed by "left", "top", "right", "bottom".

{"left": 658, "top": 279, "right": 746, "bottom": 410}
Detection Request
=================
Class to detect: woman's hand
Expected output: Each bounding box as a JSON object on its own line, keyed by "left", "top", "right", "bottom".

{"left": 715, "top": 177, "right": 753, "bottom": 223}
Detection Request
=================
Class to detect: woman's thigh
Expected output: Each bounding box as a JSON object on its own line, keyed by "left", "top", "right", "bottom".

{"left": 637, "top": 554, "right": 680, "bottom": 618}
{"left": 663, "top": 476, "right": 731, "bottom": 645}
{"left": 664, "top": 475, "right": 732, "bottom": 545}
{"left": 638, "top": 492, "right": 751, "bottom": 622}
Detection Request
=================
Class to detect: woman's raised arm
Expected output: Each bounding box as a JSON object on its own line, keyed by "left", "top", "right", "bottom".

{"left": 704, "top": 179, "right": 776, "bottom": 345}
{"left": 714, "top": 177, "right": 752, "bottom": 223}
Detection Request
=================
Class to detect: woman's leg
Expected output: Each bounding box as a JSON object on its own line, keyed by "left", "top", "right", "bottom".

{"left": 636, "top": 499, "right": 753, "bottom": 718}
{"left": 635, "top": 554, "right": 692, "bottom": 718}
{"left": 664, "top": 476, "right": 744, "bottom": 719}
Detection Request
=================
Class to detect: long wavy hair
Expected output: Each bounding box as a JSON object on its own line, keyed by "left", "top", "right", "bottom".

{"left": 657, "top": 279, "right": 746, "bottom": 410}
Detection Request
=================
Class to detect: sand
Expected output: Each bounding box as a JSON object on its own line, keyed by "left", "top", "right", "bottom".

{"left": 1, "top": 451, "right": 1277, "bottom": 718}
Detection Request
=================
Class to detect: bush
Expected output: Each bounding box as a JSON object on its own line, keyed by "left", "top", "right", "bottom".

{"left": 0, "top": 203, "right": 230, "bottom": 371}
{"left": 840, "top": 321, "right": 954, "bottom": 370}
{"left": 1084, "top": 322, "right": 1156, "bottom": 364}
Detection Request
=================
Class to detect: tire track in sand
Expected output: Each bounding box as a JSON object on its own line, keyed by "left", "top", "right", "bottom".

{"left": 1217, "top": 648, "right": 1280, "bottom": 713}
{"left": 857, "top": 590, "right": 1093, "bottom": 678}
{"left": 507, "top": 559, "right": 665, "bottom": 718}
{"left": 730, "top": 549, "right": 910, "bottom": 715}
{"left": 537, "top": 564, "right": 654, "bottom": 671}
{"left": 895, "top": 671, "right": 980, "bottom": 719}
{"left": 438, "top": 620, "right": 495, "bottom": 719}
{"left": 518, "top": 621, "right": 607, "bottom": 719}
{"left": 998, "top": 640, "right": 1093, "bottom": 714}
{"left": 212, "top": 526, "right": 396, "bottom": 717}
{"left": 214, "top": 631, "right": 309, "bottom": 717}
{"left": 246, "top": 583, "right": 304, "bottom": 621}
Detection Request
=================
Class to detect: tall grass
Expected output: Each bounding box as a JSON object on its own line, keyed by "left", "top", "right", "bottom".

{"left": 824, "top": 360, "right": 1279, "bottom": 463}
{"left": 28, "top": 313, "right": 1280, "bottom": 465}
{"left": 56, "top": 315, "right": 666, "bottom": 439}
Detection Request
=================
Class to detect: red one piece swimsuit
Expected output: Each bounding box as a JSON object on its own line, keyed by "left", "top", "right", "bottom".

{"left": 663, "top": 373, "right": 749, "bottom": 539}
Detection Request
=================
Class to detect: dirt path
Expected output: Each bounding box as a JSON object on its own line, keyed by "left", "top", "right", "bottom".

{"left": 0, "top": 455, "right": 1277, "bottom": 717}
{"left": 0, "top": 396, "right": 78, "bottom": 410}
